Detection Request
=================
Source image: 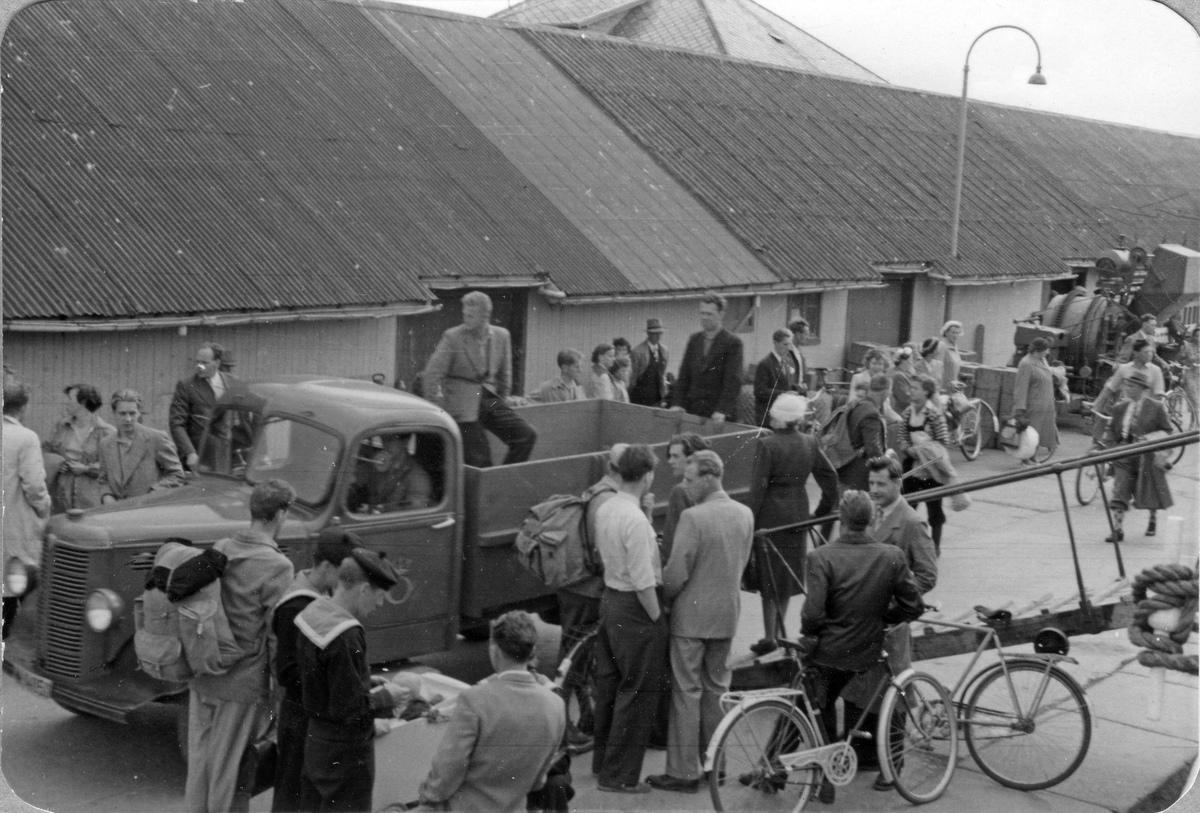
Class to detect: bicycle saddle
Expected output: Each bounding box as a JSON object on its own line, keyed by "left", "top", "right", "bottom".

{"left": 974, "top": 605, "right": 1012, "bottom": 623}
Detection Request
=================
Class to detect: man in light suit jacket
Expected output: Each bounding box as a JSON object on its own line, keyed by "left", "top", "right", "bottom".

{"left": 670, "top": 292, "right": 744, "bottom": 427}
{"left": 421, "top": 291, "right": 537, "bottom": 468}
{"left": 648, "top": 450, "right": 754, "bottom": 793}
{"left": 753, "top": 328, "right": 801, "bottom": 427}
{"left": 170, "top": 342, "right": 235, "bottom": 472}
{"left": 99, "top": 389, "right": 185, "bottom": 503}
{"left": 419, "top": 611, "right": 566, "bottom": 812}
{"left": 3, "top": 381, "right": 52, "bottom": 639}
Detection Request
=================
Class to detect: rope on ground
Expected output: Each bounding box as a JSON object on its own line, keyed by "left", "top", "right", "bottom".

{"left": 1127, "top": 563, "right": 1199, "bottom": 675}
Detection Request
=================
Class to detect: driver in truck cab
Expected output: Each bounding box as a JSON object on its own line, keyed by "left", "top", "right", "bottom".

{"left": 349, "top": 434, "right": 434, "bottom": 514}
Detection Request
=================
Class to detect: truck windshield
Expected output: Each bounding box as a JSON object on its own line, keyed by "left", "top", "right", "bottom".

{"left": 244, "top": 417, "right": 342, "bottom": 507}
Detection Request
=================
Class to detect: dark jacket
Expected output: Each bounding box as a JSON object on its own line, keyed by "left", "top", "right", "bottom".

{"left": 800, "top": 529, "right": 923, "bottom": 672}
{"left": 629, "top": 340, "right": 670, "bottom": 407}
{"left": 753, "top": 353, "right": 800, "bottom": 427}
{"left": 838, "top": 399, "right": 886, "bottom": 490}
{"left": 169, "top": 372, "right": 237, "bottom": 461}
{"left": 671, "top": 328, "right": 744, "bottom": 418}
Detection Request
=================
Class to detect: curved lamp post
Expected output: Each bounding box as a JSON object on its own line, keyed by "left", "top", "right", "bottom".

{"left": 949, "top": 25, "right": 1046, "bottom": 258}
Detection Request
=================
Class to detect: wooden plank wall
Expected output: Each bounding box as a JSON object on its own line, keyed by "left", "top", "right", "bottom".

{"left": 4, "top": 318, "right": 396, "bottom": 439}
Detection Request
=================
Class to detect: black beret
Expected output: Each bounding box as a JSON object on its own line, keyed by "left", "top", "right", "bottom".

{"left": 351, "top": 548, "right": 399, "bottom": 591}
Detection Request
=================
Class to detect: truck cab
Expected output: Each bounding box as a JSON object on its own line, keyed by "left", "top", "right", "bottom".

{"left": 27, "top": 377, "right": 464, "bottom": 722}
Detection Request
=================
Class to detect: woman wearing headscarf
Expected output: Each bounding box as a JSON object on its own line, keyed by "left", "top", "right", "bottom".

{"left": 937, "top": 321, "right": 965, "bottom": 392}
{"left": 1013, "top": 337, "right": 1060, "bottom": 462}
{"left": 745, "top": 393, "right": 839, "bottom": 655}
{"left": 890, "top": 345, "right": 917, "bottom": 415}
{"left": 913, "top": 338, "right": 945, "bottom": 391}
{"left": 43, "top": 383, "right": 114, "bottom": 511}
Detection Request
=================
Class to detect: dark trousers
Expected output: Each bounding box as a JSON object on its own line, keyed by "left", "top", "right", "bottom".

{"left": 592, "top": 588, "right": 670, "bottom": 786}
{"left": 809, "top": 664, "right": 904, "bottom": 772}
{"left": 460, "top": 392, "right": 537, "bottom": 468}
{"left": 902, "top": 459, "right": 944, "bottom": 553}
{"left": 271, "top": 699, "right": 307, "bottom": 813}
{"left": 557, "top": 588, "right": 602, "bottom": 735}
{"left": 299, "top": 734, "right": 374, "bottom": 813}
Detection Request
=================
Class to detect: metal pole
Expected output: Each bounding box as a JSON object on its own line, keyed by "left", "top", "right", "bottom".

{"left": 1096, "top": 464, "right": 1125, "bottom": 578}
{"left": 949, "top": 64, "right": 971, "bottom": 259}
{"left": 1055, "top": 471, "right": 1093, "bottom": 617}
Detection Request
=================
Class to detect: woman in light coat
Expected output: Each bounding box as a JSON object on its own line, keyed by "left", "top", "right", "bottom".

{"left": 43, "top": 383, "right": 114, "bottom": 511}
{"left": 1013, "top": 337, "right": 1060, "bottom": 461}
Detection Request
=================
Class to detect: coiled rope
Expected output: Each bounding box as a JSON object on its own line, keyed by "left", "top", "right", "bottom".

{"left": 1127, "top": 564, "right": 1198, "bottom": 675}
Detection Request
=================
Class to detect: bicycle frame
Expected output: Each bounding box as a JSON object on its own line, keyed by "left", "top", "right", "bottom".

{"left": 918, "top": 618, "right": 1081, "bottom": 728}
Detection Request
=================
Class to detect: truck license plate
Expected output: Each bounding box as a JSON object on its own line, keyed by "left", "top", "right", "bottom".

{"left": 8, "top": 659, "right": 53, "bottom": 698}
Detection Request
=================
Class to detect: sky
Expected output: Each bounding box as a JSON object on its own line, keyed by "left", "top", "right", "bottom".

{"left": 396, "top": 0, "right": 1200, "bottom": 137}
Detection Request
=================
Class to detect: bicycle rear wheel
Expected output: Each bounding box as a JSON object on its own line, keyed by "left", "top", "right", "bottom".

{"left": 958, "top": 402, "right": 983, "bottom": 461}
{"left": 709, "top": 699, "right": 822, "bottom": 813}
{"left": 964, "top": 661, "right": 1091, "bottom": 790}
{"left": 878, "top": 671, "right": 958, "bottom": 804}
{"left": 1165, "top": 391, "right": 1196, "bottom": 467}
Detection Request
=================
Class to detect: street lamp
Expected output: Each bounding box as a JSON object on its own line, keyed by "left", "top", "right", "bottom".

{"left": 949, "top": 25, "right": 1046, "bottom": 259}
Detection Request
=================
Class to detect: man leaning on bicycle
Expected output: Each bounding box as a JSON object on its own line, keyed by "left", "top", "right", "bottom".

{"left": 798, "top": 490, "right": 925, "bottom": 804}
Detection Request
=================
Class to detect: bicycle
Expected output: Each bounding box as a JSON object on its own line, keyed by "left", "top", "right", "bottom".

{"left": 943, "top": 375, "right": 997, "bottom": 461}
{"left": 705, "top": 638, "right": 958, "bottom": 810}
{"left": 1076, "top": 407, "right": 1113, "bottom": 506}
{"left": 1162, "top": 361, "right": 1197, "bottom": 468}
{"left": 706, "top": 615, "right": 1090, "bottom": 810}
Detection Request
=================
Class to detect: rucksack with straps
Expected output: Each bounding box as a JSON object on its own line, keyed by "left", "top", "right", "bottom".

{"left": 133, "top": 538, "right": 244, "bottom": 682}
{"left": 513, "top": 487, "right": 609, "bottom": 589}
{"left": 817, "top": 401, "right": 883, "bottom": 470}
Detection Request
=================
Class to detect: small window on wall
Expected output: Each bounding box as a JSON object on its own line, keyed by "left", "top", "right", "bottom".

{"left": 787, "top": 293, "right": 822, "bottom": 344}
{"left": 347, "top": 432, "right": 446, "bottom": 515}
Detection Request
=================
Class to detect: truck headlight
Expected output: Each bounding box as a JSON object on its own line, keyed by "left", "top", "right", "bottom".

{"left": 85, "top": 589, "right": 124, "bottom": 632}
{"left": 5, "top": 558, "right": 29, "bottom": 597}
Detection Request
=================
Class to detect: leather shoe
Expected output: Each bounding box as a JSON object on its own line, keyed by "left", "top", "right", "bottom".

{"left": 750, "top": 638, "right": 779, "bottom": 657}
{"left": 1147, "top": 517, "right": 1157, "bottom": 536}
{"left": 597, "top": 781, "right": 651, "bottom": 794}
{"left": 645, "top": 774, "right": 700, "bottom": 793}
{"left": 872, "top": 774, "right": 895, "bottom": 791}
{"left": 818, "top": 779, "right": 836, "bottom": 804}
{"left": 1105, "top": 529, "right": 1124, "bottom": 544}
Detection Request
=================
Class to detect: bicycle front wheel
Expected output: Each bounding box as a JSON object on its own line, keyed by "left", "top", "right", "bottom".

{"left": 1075, "top": 460, "right": 1103, "bottom": 505}
{"left": 878, "top": 671, "right": 958, "bottom": 805}
{"left": 959, "top": 402, "right": 983, "bottom": 461}
{"left": 965, "top": 661, "right": 1091, "bottom": 790}
{"left": 710, "top": 699, "right": 822, "bottom": 813}
{"left": 1165, "top": 391, "right": 1196, "bottom": 467}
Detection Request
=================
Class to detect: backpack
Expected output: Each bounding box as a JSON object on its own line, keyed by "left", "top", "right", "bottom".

{"left": 133, "top": 539, "right": 243, "bottom": 682}
{"left": 513, "top": 489, "right": 608, "bottom": 589}
{"left": 817, "top": 402, "right": 882, "bottom": 470}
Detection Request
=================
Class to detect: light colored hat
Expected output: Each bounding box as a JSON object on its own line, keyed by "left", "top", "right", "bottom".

{"left": 769, "top": 392, "right": 808, "bottom": 425}
{"left": 941, "top": 320, "right": 963, "bottom": 336}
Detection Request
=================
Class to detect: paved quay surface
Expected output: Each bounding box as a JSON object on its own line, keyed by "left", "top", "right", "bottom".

{"left": 558, "top": 423, "right": 1199, "bottom": 813}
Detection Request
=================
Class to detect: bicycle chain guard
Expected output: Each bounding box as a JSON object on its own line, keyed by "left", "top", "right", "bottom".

{"left": 823, "top": 741, "right": 858, "bottom": 787}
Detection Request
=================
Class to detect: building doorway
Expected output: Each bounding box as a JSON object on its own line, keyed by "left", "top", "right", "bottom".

{"left": 846, "top": 277, "right": 913, "bottom": 347}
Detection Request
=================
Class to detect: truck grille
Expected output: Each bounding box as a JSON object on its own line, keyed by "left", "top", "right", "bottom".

{"left": 39, "top": 543, "right": 88, "bottom": 679}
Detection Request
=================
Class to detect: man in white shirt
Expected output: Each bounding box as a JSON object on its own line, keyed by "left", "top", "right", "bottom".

{"left": 591, "top": 444, "right": 669, "bottom": 794}
{"left": 1091, "top": 339, "right": 1164, "bottom": 432}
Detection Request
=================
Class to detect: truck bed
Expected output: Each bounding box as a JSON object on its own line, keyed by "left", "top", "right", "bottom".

{"left": 461, "top": 400, "right": 762, "bottom": 618}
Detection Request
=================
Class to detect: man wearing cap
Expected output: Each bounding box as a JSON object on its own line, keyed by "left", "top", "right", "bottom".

{"left": 420, "top": 611, "right": 567, "bottom": 812}
{"left": 1102, "top": 369, "right": 1174, "bottom": 543}
{"left": 670, "top": 292, "right": 744, "bottom": 427}
{"left": 799, "top": 490, "right": 925, "bottom": 804}
{"left": 170, "top": 342, "right": 236, "bottom": 473}
{"left": 270, "top": 530, "right": 358, "bottom": 813}
{"left": 187, "top": 479, "right": 296, "bottom": 813}
{"left": 296, "top": 549, "right": 412, "bottom": 812}
{"left": 630, "top": 319, "right": 670, "bottom": 408}
{"left": 753, "top": 329, "right": 801, "bottom": 427}
{"left": 646, "top": 450, "right": 754, "bottom": 793}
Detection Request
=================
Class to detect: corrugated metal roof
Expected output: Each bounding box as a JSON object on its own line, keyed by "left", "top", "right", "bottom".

{"left": 2, "top": 0, "right": 625, "bottom": 321}
{"left": 524, "top": 28, "right": 1124, "bottom": 281}
{"left": 494, "top": 0, "right": 880, "bottom": 82}
{"left": 977, "top": 105, "right": 1200, "bottom": 250}
{"left": 365, "top": 7, "right": 780, "bottom": 294}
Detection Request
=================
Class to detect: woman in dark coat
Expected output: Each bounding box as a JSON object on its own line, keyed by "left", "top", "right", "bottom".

{"left": 745, "top": 393, "right": 839, "bottom": 656}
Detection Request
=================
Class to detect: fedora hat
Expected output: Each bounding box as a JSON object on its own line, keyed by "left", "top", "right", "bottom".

{"left": 645, "top": 318, "right": 665, "bottom": 333}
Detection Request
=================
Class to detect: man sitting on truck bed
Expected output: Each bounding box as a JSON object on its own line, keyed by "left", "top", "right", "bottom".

{"left": 422, "top": 290, "right": 537, "bottom": 468}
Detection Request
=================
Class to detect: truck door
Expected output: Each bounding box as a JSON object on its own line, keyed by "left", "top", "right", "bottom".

{"left": 338, "top": 428, "right": 461, "bottom": 661}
